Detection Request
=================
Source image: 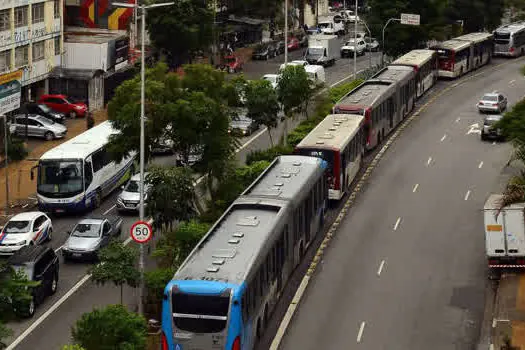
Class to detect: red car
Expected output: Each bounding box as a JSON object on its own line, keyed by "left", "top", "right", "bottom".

{"left": 38, "top": 94, "right": 88, "bottom": 118}
{"left": 220, "top": 55, "right": 243, "bottom": 74}
{"left": 288, "top": 37, "right": 300, "bottom": 51}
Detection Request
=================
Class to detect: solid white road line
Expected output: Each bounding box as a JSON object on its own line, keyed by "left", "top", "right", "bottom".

{"left": 6, "top": 219, "right": 153, "bottom": 349}
{"left": 54, "top": 245, "right": 63, "bottom": 253}
{"left": 377, "top": 260, "right": 385, "bottom": 276}
{"left": 426, "top": 157, "right": 432, "bottom": 166}
{"left": 464, "top": 190, "right": 471, "bottom": 201}
{"left": 393, "top": 217, "right": 401, "bottom": 231}
{"left": 412, "top": 183, "right": 419, "bottom": 193}
{"left": 440, "top": 134, "right": 447, "bottom": 142}
{"left": 479, "top": 161, "right": 484, "bottom": 169}
{"left": 330, "top": 69, "right": 365, "bottom": 88}
{"left": 103, "top": 204, "right": 116, "bottom": 215}
{"left": 356, "top": 322, "right": 366, "bottom": 343}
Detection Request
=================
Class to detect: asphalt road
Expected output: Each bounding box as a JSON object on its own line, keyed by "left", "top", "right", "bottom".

{"left": 277, "top": 58, "right": 524, "bottom": 350}
{"left": 2, "top": 42, "right": 379, "bottom": 349}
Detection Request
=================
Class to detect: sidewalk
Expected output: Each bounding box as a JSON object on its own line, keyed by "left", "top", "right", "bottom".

{"left": 0, "top": 110, "right": 108, "bottom": 222}
{"left": 493, "top": 273, "right": 525, "bottom": 349}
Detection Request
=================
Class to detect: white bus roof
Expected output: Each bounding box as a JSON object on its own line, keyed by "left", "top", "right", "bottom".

{"left": 40, "top": 121, "right": 118, "bottom": 160}
{"left": 494, "top": 21, "right": 525, "bottom": 34}
{"left": 297, "top": 114, "right": 364, "bottom": 151}
{"left": 391, "top": 49, "right": 436, "bottom": 67}
{"left": 455, "top": 32, "right": 493, "bottom": 44}
{"left": 433, "top": 39, "right": 471, "bottom": 51}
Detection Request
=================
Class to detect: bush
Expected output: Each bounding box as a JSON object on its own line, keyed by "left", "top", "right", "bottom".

{"left": 246, "top": 144, "right": 294, "bottom": 165}
{"left": 329, "top": 79, "right": 364, "bottom": 104}
{"left": 7, "top": 137, "right": 28, "bottom": 162}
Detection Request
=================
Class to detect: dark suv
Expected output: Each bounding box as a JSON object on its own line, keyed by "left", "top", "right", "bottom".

{"left": 8, "top": 245, "right": 59, "bottom": 317}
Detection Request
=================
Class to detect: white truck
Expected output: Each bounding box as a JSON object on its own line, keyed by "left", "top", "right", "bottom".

{"left": 304, "top": 35, "right": 338, "bottom": 67}
{"left": 318, "top": 15, "right": 346, "bottom": 35}
{"left": 484, "top": 194, "right": 525, "bottom": 268}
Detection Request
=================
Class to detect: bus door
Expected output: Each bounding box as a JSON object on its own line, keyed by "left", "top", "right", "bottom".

{"left": 388, "top": 97, "right": 394, "bottom": 129}
{"left": 341, "top": 151, "right": 347, "bottom": 190}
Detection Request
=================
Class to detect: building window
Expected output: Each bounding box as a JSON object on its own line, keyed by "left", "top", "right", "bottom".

{"left": 54, "top": 37, "right": 61, "bottom": 55}
{"left": 32, "top": 3, "right": 45, "bottom": 24}
{"left": 0, "top": 50, "right": 11, "bottom": 72}
{"left": 0, "top": 9, "right": 9, "bottom": 32}
{"left": 33, "top": 41, "right": 45, "bottom": 61}
{"left": 54, "top": 0, "right": 61, "bottom": 19}
{"left": 15, "top": 45, "right": 29, "bottom": 67}
{"left": 15, "top": 6, "right": 28, "bottom": 28}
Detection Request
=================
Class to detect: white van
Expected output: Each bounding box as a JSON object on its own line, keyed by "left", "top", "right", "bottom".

{"left": 305, "top": 65, "right": 326, "bottom": 85}
{"left": 318, "top": 15, "right": 346, "bottom": 36}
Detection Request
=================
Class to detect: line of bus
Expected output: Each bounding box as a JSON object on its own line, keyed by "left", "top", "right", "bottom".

{"left": 32, "top": 121, "right": 136, "bottom": 213}
{"left": 430, "top": 32, "right": 493, "bottom": 78}
{"left": 493, "top": 21, "right": 525, "bottom": 57}
{"left": 390, "top": 49, "right": 438, "bottom": 98}
{"left": 161, "top": 155, "right": 328, "bottom": 350}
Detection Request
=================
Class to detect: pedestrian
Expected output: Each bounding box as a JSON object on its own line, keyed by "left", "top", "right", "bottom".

{"left": 86, "top": 111, "right": 95, "bottom": 130}
{"left": 303, "top": 23, "right": 308, "bottom": 33}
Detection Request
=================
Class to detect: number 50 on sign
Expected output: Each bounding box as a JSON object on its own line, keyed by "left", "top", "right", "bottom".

{"left": 130, "top": 221, "right": 153, "bottom": 243}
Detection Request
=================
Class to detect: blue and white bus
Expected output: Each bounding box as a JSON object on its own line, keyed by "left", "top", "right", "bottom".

{"left": 31, "top": 121, "right": 136, "bottom": 213}
{"left": 161, "top": 155, "right": 328, "bottom": 350}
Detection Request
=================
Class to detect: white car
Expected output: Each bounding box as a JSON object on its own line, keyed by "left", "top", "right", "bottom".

{"left": 0, "top": 212, "right": 52, "bottom": 255}
{"left": 340, "top": 38, "right": 367, "bottom": 57}
{"left": 262, "top": 74, "right": 281, "bottom": 89}
{"left": 279, "top": 60, "right": 309, "bottom": 71}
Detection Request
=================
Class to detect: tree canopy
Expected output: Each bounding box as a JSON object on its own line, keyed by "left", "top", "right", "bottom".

{"left": 245, "top": 79, "right": 281, "bottom": 146}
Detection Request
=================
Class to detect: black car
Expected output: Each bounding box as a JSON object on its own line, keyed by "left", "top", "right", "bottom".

{"left": 252, "top": 43, "right": 278, "bottom": 60}
{"left": 8, "top": 245, "right": 59, "bottom": 317}
{"left": 24, "top": 102, "right": 66, "bottom": 124}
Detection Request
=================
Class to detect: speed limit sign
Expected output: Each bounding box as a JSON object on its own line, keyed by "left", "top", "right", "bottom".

{"left": 130, "top": 221, "right": 153, "bottom": 243}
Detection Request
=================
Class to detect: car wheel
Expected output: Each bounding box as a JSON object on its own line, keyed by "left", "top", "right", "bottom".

{"left": 481, "top": 133, "right": 486, "bottom": 141}
{"left": 26, "top": 297, "right": 35, "bottom": 318}
{"left": 50, "top": 274, "right": 58, "bottom": 295}
{"left": 44, "top": 131, "right": 54, "bottom": 141}
{"left": 46, "top": 228, "right": 52, "bottom": 242}
{"left": 69, "top": 111, "right": 77, "bottom": 119}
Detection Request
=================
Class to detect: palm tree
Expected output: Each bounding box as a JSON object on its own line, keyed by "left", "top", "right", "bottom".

{"left": 498, "top": 140, "right": 525, "bottom": 211}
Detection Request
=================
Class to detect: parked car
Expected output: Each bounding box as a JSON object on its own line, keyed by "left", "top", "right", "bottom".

{"left": 229, "top": 110, "right": 260, "bottom": 137}
{"left": 481, "top": 114, "right": 505, "bottom": 141}
{"left": 7, "top": 245, "right": 59, "bottom": 317}
{"left": 219, "top": 55, "right": 243, "bottom": 73}
{"left": 252, "top": 42, "right": 277, "bottom": 60}
{"left": 262, "top": 74, "right": 281, "bottom": 89}
{"left": 38, "top": 94, "right": 88, "bottom": 118}
{"left": 0, "top": 212, "right": 53, "bottom": 256}
{"left": 116, "top": 172, "right": 151, "bottom": 212}
{"left": 62, "top": 216, "right": 123, "bottom": 261}
{"left": 288, "top": 37, "right": 300, "bottom": 51}
{"left": 340, "top": 38, "right": 367, "bottom": 57}
{"left": 365, "top": 37, "right": 380, "bottom": 51}
{"left": 477, "top": 91, "right": 508, "bottom": 113}
{"left": 24, "top": 103, "right": 66, "bottom": 124}
{"left": 12, "top": 114, "right": 67, "bottom": 140}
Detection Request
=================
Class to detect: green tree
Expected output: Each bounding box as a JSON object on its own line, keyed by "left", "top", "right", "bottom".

{"left": 61, "top": 345, "right": 86, "bottom": 350}
{"left": 147, "top": 0, "right": 213, "bottom": 66}
{"left": 144, "top": 267, "right": 174, "bottom": 319}
{"left": 71, "top": 304, "right": 147, "bottom": 350}
{"left": 145, "top": 165, "right": 196, "bottom": 230}
{"left": 88, "top": 242, "right": 140, "bottom": 305}
{"left": 0, "top": 321, "right": 12, "bottom": 350}
{"left": 245, "top": 79, "right": 281, "bottom": 146}
{"left": 0, "top": 262, "right": 39, "bottom": 320}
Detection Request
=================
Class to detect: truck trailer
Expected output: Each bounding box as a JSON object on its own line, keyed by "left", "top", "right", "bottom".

{"left": 305, "top": 35, "right": 339, "bottom": 67}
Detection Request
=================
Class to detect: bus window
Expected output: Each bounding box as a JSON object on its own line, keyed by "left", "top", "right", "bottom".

{"left": 172, "top": 291, "right": 230, "bottom": 333}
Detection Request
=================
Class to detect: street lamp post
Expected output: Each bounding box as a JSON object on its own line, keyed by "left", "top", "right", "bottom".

{"left": 353, "top": 0, "right": 357, "bottom": 77}
{"left": 381, "top": 17, "right": 400, "bottom": 65}
{"left": 284, "top": 0, "right": 288, "bottom": 64}
{"left": 1, "top": 115, "right": 8, "bottom": 216}
{"left": 112, "top": 0, "right": 174, "bottom": 317}
{"left": 359, "top": 20, "right": 372, "bottom": 69}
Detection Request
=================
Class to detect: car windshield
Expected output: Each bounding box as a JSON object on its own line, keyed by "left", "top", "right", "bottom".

{"left": 38, "top": 104, "right": 51, "bottom": 113}
{"left": 125, "top": 180, "right": 140, "bottom": 193}
{"left": 36, "top": 116, "right": 54, "bottom": 125}
{"left": 482, "top": 95, "right": 498, "bottom": 101}
{"left": 3, "top": 220, "right": 31, "bottom": 234}
{"left": 71, "top": 223, "right": 101, "bottom": 238}
{"left": 37, "top": 160, "right": 84, "bottom": 198}
{"left": 484, "top": 118, "right": 500, "bottom": 126}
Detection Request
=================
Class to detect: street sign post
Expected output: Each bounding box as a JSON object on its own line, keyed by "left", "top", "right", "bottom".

{"left": 130, "top": 221, "right": 153, "bottom": 244}
{"left": 400, "top": 13, "right": 420, "bottom": 26}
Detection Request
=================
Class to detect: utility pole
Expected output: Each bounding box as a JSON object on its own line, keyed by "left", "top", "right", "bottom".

{"left": 112, "top": 0, "right": 175, "bottom": 316}
{"left": 353, "top": 0, "right": 357, "bottom": 77}
{"left": 381, "top": 18, "right": 401, "bottom": 65}
{"left": 2, "top": 115, "right": 8, "bottom": 216}
{"left": 285, "top": 0, "right": 288, "bottom": 63}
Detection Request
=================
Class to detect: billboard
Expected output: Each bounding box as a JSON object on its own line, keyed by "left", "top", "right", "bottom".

{"left": 108, "top": 37, "right": 130, "bottom": 71}
{"left": 0, "top": 71, "right": 22, "bottom": 115}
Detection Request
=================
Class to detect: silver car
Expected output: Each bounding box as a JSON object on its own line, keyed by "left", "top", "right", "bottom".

{"left": 481, "top": 114, "right": 505, "bottom": 141}
{"left": 62, "top": 217, "right": 122, "bottom": 261}
{"left": 116, "top": 172, "right": 151, "bottom": 212}
{"left": 477, "top": 92, "right": 507, "bottom": 113}
{"left": 12, "top": 114, "right": 67, "bottom": 140}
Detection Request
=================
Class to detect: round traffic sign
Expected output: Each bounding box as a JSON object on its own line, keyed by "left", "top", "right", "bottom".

{"left": 130, "top": 221, "right": 153, "bottom": 244}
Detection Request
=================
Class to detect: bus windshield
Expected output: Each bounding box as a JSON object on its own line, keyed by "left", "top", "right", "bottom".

{"left": 296, "top": 148, "right": 335, "bottom": 176}
{"left": 434, "top": 48, "right": 452, "bottom": 59}
{"left": 172, "top": 291, "right": 230, "bottom": 333}
{"left": 494, "top": 32, "right": 510, "bottom": 44}
{"left": 37, "top": 159, "right": 84, "bottom": 198}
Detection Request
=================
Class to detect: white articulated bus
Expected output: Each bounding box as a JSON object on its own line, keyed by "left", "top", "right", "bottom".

{"left": 493, "top": 21, "right": 525, "bottom": 57}
{"left": 32, "top": 121, "right": 136, "bottom": 213}
{"left": 390, "top": 49, "right": 438, "bottom": 98}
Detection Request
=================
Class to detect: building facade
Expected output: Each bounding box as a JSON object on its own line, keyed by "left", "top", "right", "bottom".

{"left": 64, "top": 0, "right": 134, "bottom": 30}
{"left": 0, "top": 0, "right": 63, "bottom": 102}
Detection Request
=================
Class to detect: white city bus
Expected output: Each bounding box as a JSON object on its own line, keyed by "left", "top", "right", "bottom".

{"left": 390, "top": 49, "right": 438, "bottom": 98}
{"left": 32, "top": 121, "right": 136, "bottom": 213}
{"left": 493, "top": 21, "right": 525, "bottom": 57}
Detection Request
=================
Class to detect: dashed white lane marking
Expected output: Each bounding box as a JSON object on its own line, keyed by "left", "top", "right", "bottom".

{"left": 412, "top": 183, "right": 419, "bottom": 193}
{"left": 54, "top": 245, "right": 63, "bottom": 253}
{"left": 393, "top": 217, "right": 401, "bottom": 231}
{"left": 103, "top": 204, "right": 116, "bottom": 215}
{"left": 377, "top": 260, "right": 386, "bottom": 276}
{"left": 455, "top": 117, "right": 461, "bottom": 123}
{"left": 357, "top": 322, "right": 366, "bottom": 343}
{"left": 426, "top": 157, "right": 432, "bottom": 166}
{"left": 440, "top": 134, "right": 447, "bottom": 142}
{"left": 464, "top": 190, "right": 471, "bottom": 201}
{"left": 510, "top": 79, "right": 516, "bottom": 84}
{"left": 479, "top": 161, "right": 484, "bottom": 169}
